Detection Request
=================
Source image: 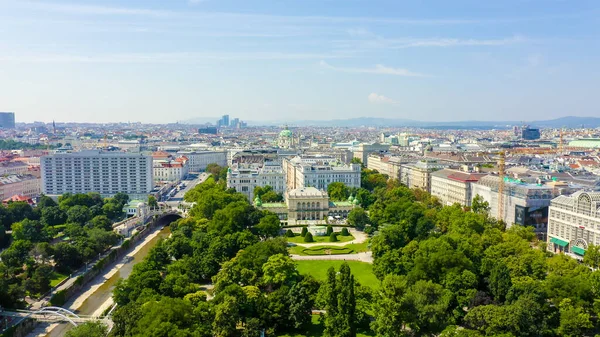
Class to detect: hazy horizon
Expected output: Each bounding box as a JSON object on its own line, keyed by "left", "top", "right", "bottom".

{"left": 1, "top": 0, "right": 599, "bottom": 123}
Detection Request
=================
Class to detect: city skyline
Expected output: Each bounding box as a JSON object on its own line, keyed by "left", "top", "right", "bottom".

{"left": 1, "top": 0, "right": 599, "bottom": 123}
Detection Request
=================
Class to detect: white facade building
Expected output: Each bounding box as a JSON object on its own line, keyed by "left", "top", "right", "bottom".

{"left": 283, "top": 156, "right": 361, "bottom": 191}
{"left": 177, "top": 151, "right": 227, "bottom": 172}
{"left": 227, "top": 163, "right": 286, "bottom": 200}
{"left": 400, "top": 160, "right": 447, "bottom": 192}
{"left": 547, "top": 191, "right": 600, "bottom": 258}
{"left": 41, "top": 150, "right": 153, "bottom": 199}
{"left": 153, "top": 157, "right": 189, "bottom": 183}
{"left": 430, "top": 169, "right": 487, "bottom": 206}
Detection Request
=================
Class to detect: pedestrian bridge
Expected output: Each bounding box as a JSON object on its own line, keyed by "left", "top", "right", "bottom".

{"left": 2, "top": 306, "right": 114, "bottom": 330}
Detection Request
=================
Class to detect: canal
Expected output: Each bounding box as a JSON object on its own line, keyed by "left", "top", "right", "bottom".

{"left": 41, "top": 226, "right": 172, "bottom": 337}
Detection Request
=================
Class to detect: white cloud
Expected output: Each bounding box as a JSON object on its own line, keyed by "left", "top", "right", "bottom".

{"left": 368, "top": 93, "right": 397, "bottom": 104}
{"left": 188, "top": 0, "right": 206, "bottom": 4}
{"left": 320, "top": 61, "right": 426, "bottom": 77}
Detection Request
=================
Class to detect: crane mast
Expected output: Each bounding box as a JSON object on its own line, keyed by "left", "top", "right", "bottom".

{"left": 497, "top": 151, "right": 506, "bottom": 221}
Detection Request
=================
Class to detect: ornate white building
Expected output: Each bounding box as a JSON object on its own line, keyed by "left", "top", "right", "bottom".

{"left": 547, "top": 191, "right": 600, "bottom": 258}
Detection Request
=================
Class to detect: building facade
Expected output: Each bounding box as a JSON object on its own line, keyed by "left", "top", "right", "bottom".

{"left": 177, "top": 151, "right": 227, "bottom": 172}
{"left": 283, "top": 156, "right": 361, "bottom": 191}
{"left": 471, "top": 175, "right": 578, "bottom": 236}
{"left": 0, "top": 174, "right": 41, "bottom": 200}
{"left": 547, "top": 191, "right": 600, "bottom": 258}
{"left": 400, "top": 160, "right": 447, "bottom": 192}
{"left": 367, "top": 153, "right": 405, "bottom": 180}
{"left": 352, "top": 143, "right": 390, "bottom": 166}
{"left": 227, "top": 163, "right": 286, "bottom": 200}
{"left": 430, "top": 169, "right": 487, "bottom": 206}
{"left": 255, "top": 187, "right": 357, "bottom": 225}
{"left": 41, "top": 150, "right": 153, "bottom": 199}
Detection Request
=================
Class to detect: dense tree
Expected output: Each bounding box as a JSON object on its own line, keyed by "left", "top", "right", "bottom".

{"left": 66, "top": 205, "right": 91, "bottom": 224}
{"left": 262, "top": 254, "right": 298, "bottom": 289}
{"left": 558, "top": 298, "right": 592, "bottom": 337}
{"left": 11, "top": 219, "right": 49, "bottom": 242}
{"left": 40, "top": 206, "right": 67, "bottom": 227}
{"left": 372, "top": 275, "right": 408, "bottom": 336}
{"left": 583, "top": 244, "right": 600, "bottom": 270}
{"left": 471, "top": 195, "right": 490, "bottom": 214}
{"left": 65, "top": 321, "right": 108, "bottom": 337}
{"left": 7, "top": 202, "right": 36, "bottom": 224}
{"left": 347, "top": 208, "right": 370, "bottom": 230}
{"left": 256, "top": 213, "right": 281, "bottom": 239}
{"left": 327, "top": 182, "right": 350, "bottom": 201}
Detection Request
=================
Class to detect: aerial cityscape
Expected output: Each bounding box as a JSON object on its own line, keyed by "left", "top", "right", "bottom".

{"left": 1, "top": 1, "right": 600, "bottom": 337}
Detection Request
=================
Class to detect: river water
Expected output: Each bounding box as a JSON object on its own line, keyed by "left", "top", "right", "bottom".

{"left": 41, "top": 226, "right": 172, "bottom": 337}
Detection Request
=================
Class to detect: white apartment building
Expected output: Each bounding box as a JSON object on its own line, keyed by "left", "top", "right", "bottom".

{"left": 367, "top": 153, "right": 406, "bottom": 180}
{"left": 283, "top": 156, "right": 361, "bottom": 191}
{"left": 547, "top": 191, "right": 600, "bottom": 258}
{"left": 177, "top": 151, "right": 227, "bottom": 172}
{"left": 400, "top": 160, "right": 447, "bottom": 192}
{"left": 153, "top": 159, "right": 188, "bottom": 183}
{"left": 227, "top": 163, "right": 286, "bottom": 200}
{"left": 0, "top": 174, "right": 41, "bottom": 200}
{"left": 430, "top": 169, "right": 487, "bottom": 206}
{"left": 41, "top": 150, "right": 153, "bottom": 199}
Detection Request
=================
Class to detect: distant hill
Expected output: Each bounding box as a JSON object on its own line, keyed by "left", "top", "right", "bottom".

{"left": 180, "top": 116, "right": 600, "bottom": 129}
{"left": 529, "top": 116, "right": 600, "bottom": 128}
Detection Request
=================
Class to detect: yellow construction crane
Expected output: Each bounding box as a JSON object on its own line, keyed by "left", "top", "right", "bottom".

{"left": 559, "top": 128, "right": 564, "bottom": 155}
{"left": 497, "top": 151, "right": 506, "bottom": 220}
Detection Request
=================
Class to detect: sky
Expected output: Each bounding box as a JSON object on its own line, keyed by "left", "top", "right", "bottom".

{"left": 1, "top": 0, "right": 599, "bottom": 124}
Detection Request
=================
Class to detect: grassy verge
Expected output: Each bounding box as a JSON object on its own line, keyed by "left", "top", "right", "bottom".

{"left": 286, "top": 233, "right": 354, "bottom": 244}
{"left": 295, "top": 261, "right": 380, "bottom": 289}
{"left": 49, "top": 271, "right": 69, "bottom": 287}
{"left": 278, "top": 315, "right": 375, "bottom": 337}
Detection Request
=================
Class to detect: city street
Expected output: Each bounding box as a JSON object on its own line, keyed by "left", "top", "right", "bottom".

{"left": 164, "top": 172, "right": 209, "bottom": 208}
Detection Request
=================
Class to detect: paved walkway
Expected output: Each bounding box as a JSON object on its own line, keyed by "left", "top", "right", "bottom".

{"left": 291, "top": 228, "right": 368, "bottom": 248}
{"left": 291, "top": 251, "right": 373, "bottom": 263}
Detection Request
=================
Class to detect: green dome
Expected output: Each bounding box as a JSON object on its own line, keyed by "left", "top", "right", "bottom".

{"left": 353, "top": 198, "right": 360, "bottom": 205}
{"left": 347, "top": 195, "right": 354, "bottom": 202}
{"left": 279, "top": 129, "right": 292, "bottom": 138}
{"left": 254, "top": 196, "right": 262, "bottom": 207}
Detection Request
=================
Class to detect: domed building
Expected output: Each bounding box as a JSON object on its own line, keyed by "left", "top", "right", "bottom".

{"left": 278, "top": 125, "right": 294, "bottom": 149}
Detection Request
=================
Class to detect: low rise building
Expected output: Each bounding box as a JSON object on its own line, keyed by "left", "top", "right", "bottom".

{"left": 254, "top": 187, "right": 357, "bottom": 225}
{"left": 430, "top": 169, "right": 487, "bottom": 206}
{"left": 177, "top": 150, "right": 227, "bottom": 172}
{"left": 400, "top": 160, "right": 447, "bottom": 192}
{"left": 0, "top": 174, "right": 41, "bottom": 200}
{"left": 353, "top": 143, "right": 390, "bottom": 166}
{"left": 227, "top": 162, "right": 286, "bottom": 200}
{"left": 547, "top": 191, "right": 600, "bottom": 258}
{"left": 283, "top": 156, "right": 361, "bottom": 191}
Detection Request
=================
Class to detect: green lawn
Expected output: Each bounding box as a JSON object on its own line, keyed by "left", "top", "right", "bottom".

{"left": 278, "top": 315, "right": 374, "bottom": 337}
{"left": 49, "top": 271, "right": 69, "bottom": 287}
{"left": 286, "top": 233, "right": 354, "bottom": 244}
{"left": 295, "top": 261, "right": 380, "bottom": 289}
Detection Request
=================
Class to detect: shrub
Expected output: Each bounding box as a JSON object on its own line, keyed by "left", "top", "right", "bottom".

{"left": 326, "top": 225, "right": 333, "bottom": 236}
{"left": 304, "top": 232, "right": 314, "bottom": 243}
{"left": 50, "top": 289, "right": 67, "bottom": 306}
{"left": 300, "top": 227, "right": 308, "bottom": 237}
{"left": 341, "top": 227, "right": 350, "bottom": 236}
{"left": 329, "top": 233, "right": 338, "bottom": 242}
{"left": 285, "top": 229, "right": 295, "bottom": 237}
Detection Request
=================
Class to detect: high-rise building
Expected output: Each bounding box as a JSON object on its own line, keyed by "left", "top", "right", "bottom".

{"left": 0, "top": 112, "right": 15, "bottom": 129}
{"left": 521, "top": 125, "right": 541, "bottom": 140}
{"left": 41, "top": 150, "right": 153, "bottom": 199}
